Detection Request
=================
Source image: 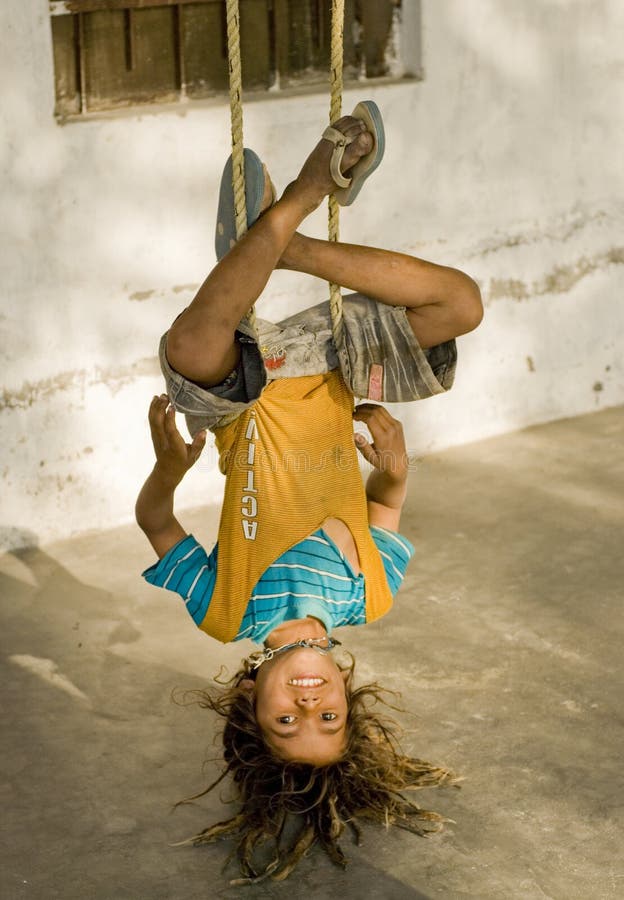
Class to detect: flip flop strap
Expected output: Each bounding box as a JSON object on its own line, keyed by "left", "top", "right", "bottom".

{"left": 322, "top": 125, "right": 353, "bottom": 189}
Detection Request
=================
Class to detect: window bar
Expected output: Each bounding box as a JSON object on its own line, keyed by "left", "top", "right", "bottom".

{"left": 315, "top": 0, "right": 326, "bottom": 54}
{"left": 174, "top": 4, "right": 187, "bottom": 99}
{"left": 124, "top": 9, "right": 136, "bottom": 71}
{"left": 77, "top": 11, "right": 88, "bottom": 114}
{"left": 219, "top": 0, "right": 227, "bottom": 61}
{"left": 272, "top": 0, "right": 289, "bottom": 90}
{"left": 53, "top": 0, "right": 223, "bottom": 11}
{"left": 267, "top": 0, "right": 276, "bottom": 88}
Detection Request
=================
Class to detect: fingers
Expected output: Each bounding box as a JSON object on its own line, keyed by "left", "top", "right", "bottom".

{"left": 353, "top": 403, "right": 407, "bottom": 477}
{"left": 353, "top": 403, "right": 404, "bottom": 438}
{"left": 163, "top": 399, "right": 180, "bottom": 440}
{"left": 353, "top": 402, "right": 395, "bottom": 423}
{"left": 189, "top": 429, "right": 207, "bottom": 464}
{"left": 148, "top": 393, "right": 168, "bottom": 422}
{"left": 148, "top": 394, "right": 179, "bottom": 432}
{"left": 354, "top": 432, "right": 379, "bottom": 467}
{"left": 148, "top": 394, "right": 170, "bottom": 448}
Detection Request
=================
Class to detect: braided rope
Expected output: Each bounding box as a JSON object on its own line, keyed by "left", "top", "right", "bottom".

{"left": 226, "top": 0, "right": 346, "bottom": 339}
{"left": 225, "top": 0, "right": 256, "bottom": 331}
{"left": 328, "top": 0, "right": 345, "bottom": 350}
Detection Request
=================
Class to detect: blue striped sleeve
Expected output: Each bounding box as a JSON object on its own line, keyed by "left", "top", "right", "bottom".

{"left": 370, "top": 526, "right": 415, "bottom": 595}
{"left": 141, "top": 534, "right": 218, "bottom": 626}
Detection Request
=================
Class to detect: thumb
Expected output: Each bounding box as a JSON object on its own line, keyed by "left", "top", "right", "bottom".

{"left": 354, "top": 432, "right": 378, "bottom": 466}
{"left": 189, "top": 429, "right": 207, "bottom": 462}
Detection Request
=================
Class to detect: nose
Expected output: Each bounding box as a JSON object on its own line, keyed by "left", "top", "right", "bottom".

{"left": 295, "top": 693, "right": 321, "bottom": 709}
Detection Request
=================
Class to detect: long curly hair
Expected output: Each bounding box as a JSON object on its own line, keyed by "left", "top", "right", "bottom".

{"left": 174, "top": 655, "right": 459, "bottom": 885}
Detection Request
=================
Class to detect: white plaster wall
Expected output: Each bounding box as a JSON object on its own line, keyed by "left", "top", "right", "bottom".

{"left": 1, "top": 0, "right": 622, "bottom": 550}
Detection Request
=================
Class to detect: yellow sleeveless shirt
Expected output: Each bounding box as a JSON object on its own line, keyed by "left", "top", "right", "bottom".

{"left": 200, "top": 370, "right": 393, "bottom": 643}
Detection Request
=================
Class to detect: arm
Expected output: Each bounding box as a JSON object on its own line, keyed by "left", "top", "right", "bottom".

{"left": 135, "top": 394, "right": 206, "bottom": 559}
{"left": 353, "top": 404, "right": 409, "bottom": 532}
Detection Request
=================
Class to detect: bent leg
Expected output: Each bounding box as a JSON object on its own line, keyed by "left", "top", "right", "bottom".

{"left": 165, "top": 122, "right": 374, "bottom": 388}
{"left": 279, "top": 233, "right": 483, "bottom": 349}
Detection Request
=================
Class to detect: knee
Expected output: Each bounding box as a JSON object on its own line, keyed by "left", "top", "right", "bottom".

{"left": 165, "top": 313, "right": 234, "bottom": 385}
{"left": 452, "top": 272, "right": 484, "bottom": 336}
{"left": 165, "top": 317, "right": 197, "bottom": 373}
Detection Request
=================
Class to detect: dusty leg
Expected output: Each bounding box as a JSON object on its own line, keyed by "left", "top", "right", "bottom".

{"left": 279, "top": 234, "right": 483, "bottom": 349}
{"left": 166, "top": 121, "right": 373, "bottom": 387}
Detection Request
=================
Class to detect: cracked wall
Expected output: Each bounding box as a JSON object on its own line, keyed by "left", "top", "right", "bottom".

{"left": 1, "top": 0, "right": 623, "bottom": 549}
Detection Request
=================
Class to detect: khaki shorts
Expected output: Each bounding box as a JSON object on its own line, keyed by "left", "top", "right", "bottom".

{"left": 159, "top": 293, "right": 457, "bottom": 436}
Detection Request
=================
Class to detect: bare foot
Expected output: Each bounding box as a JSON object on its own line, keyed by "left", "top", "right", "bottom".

{"left": 259, "top": 164, "right": 276, "bottom": 215}
{"left": 286, "top": 116, "right": 374, "bottom": 213}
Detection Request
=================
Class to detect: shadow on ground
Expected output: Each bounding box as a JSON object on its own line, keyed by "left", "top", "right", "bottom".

{"left": 1, "top": 406, "right": 623, "bottom": 899}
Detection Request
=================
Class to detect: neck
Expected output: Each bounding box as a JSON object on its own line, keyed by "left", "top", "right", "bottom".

{"left": 264, "top": 616, "right": 328, "bottom": 649}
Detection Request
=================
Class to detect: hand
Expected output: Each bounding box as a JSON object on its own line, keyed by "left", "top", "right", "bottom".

{"left": 148, "top": 394, "right": 206, "bottom": 484}
{"left": 353, "top": 403, "right": 408, "bottom": 482}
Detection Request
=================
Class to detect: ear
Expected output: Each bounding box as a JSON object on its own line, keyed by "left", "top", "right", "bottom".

{"left": 340, "top": 669, "right": 350, "bottom": 686}
{"left": 239, "top": 678, "right": 256, "bottom": 693}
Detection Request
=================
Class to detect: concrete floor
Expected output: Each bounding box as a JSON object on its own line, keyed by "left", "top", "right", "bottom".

{"left": 1, "top": 405, "right": 623, "bottom": 900}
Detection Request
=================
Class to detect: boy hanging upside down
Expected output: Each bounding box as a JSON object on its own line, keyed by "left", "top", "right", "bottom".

{"left": 136, "top": 102, "right": 482, "bottom": 882}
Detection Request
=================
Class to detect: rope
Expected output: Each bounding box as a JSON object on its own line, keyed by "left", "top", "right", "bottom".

{"left": 225, "top": 0, "right": 256, "bottom": 332}
{"left": 225, "top": 0, "right": 346, "bottom": 339}
{"left": 328, "top": 0, "right": 345, "bottom": 351}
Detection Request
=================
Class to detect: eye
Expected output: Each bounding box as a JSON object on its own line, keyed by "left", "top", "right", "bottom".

{"left": 320, "top": 712, "right": 337, "bottom": 721}
{"left": 277, "top": 715, "right": 296, "bottom": 724}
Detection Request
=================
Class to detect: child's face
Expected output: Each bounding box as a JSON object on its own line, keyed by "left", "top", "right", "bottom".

{"left": 252, "top": 648, "right": 349, "bottom": 765}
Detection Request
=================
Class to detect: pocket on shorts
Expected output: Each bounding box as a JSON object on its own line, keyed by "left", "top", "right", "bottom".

{"left": 339, "top": 295, "right": 457, "bottom": 402}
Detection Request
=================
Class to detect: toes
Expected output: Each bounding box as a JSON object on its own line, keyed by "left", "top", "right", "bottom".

{"left": 329, "top": 116, "right": 368, "bottom": 149}
{"left": 260, "top": 170, "right": 276, "bottom": 214}
{"left": 333, "top": 116, "right": 373, "bottom": 158}
{"left": 353, "top": 131, "right": 373, "bottom": 153}
{"left": 342, "top": 130, "right": 373, "bottom": 172}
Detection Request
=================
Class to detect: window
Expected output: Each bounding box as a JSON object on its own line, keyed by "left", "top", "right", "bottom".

{"left": 49, "top": 1, "right": 419, "bottom": 120}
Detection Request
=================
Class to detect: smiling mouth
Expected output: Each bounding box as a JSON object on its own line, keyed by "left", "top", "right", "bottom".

{"left": 287, "top": 677, "right": 327, "bottom": 687}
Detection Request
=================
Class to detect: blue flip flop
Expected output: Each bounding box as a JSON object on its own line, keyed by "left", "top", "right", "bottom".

{"left": 324, "top": 100, "right": 385, "bottom": 207}
{"left": 215, "top": 148, "right": 266, "bottom": 261}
